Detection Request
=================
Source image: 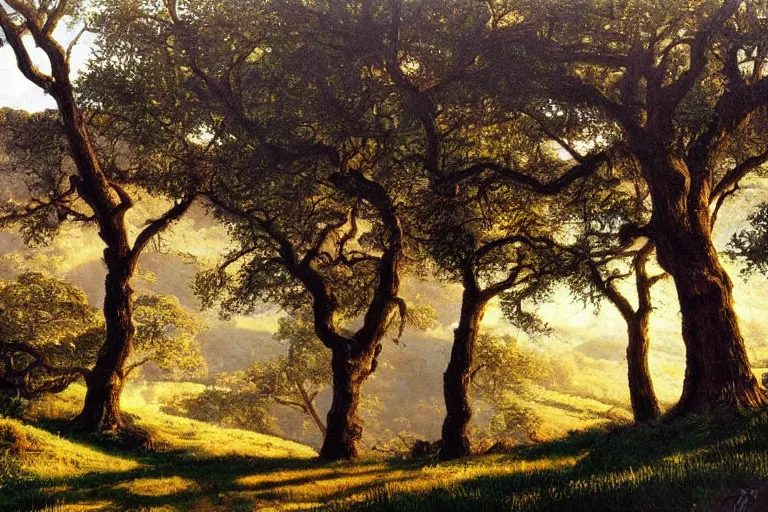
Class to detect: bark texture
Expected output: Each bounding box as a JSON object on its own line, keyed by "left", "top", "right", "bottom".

{"left": 439, "top": 290, "right": 487, "bottom": 461}
{"left": 254, "top": 169, "right": 404, "bottom": 461}
{"left": 320, "top": 344, "right": 380, "bottom": 460}
{"left": 642, "top": 153, "right": 766, "bottom": 414}
{"left": 76, "top": 262, "right": 135, "bottom": 431}
{"left": 589, "top": 241, "right": 661, "bottom": 423}
{"left": 318, "top": 173, "right": 401, "bottom": 460}
{"left": 0, "top": 6, "right": 193, "bottom": 432}
{"left": 626, "top": 317, "right": 660, "bottom": 422}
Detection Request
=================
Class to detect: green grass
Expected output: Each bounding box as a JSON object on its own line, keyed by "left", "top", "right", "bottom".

{"left": 3, "top": 384, "right": 768, "bottom": 511}
{"left": 323, "top": 413, "right": 768, "bottom": 512}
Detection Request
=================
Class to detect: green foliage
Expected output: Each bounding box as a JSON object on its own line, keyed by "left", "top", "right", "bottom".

{"left": 0, "top": 272, "right": 101, "bottom": 352}
{"left": 0, "top": 110, "right": 78, "bottom": 246}
{"left": 0, "top": 392, "right": 29, "bottom": 420}
{"left": 0, "top": 273, "right": 102, "bottom": 394}
{"left": 471, "top": 334, "right": 551, "bottom": 441}
{"left": 166, "top": 315, "right": 330, "bottom": 436}
{"left": 729, "top": 203, "right": 768, "bottom": 276}
{"left": 402, "top": 303, "right": 439, "bottom": 331}
{"left": 0, "top": 273, "right": 206, "bottom": 396}
{"left": 162, "top": 382, "right": 278, "bottom": 436}
{"left": 130, "top": 295, "right": 208, "bottom": 380}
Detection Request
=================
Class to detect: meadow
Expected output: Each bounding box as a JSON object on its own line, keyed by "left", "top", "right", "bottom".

{"left": 1, "top": 383, "right": 766, "bottom": 512}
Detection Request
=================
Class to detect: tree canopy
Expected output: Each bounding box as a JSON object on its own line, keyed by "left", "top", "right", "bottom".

{"left": 1, "top": 0, "right": 767, "bottom": 462}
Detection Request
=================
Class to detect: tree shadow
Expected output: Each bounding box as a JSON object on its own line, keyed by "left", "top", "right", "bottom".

{"left": 4, "top": 419, "right": 405, "bottom": 512}
{"left": 10, "top": 410, "right": 768, "bottom": 512}
{"left": 336, "top": 455, "right": 768, "bottom": 512}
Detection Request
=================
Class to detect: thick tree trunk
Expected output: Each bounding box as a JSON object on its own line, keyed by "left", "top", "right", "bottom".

{"left": 626, "top": 317, "right": 660, "bottom": 422}
{"left": 319, "top": 345, "right": 377, "bottom": 460}
{"left": 439, "top": 292, "right": 486, "bottom": 461}
{"left": 669, "top": 257, "right": 765, "bottom": 413}
{"left": 75, "top": 262, "right": 135, "bottom": 431}
{"left": 643, "top": 154, "right": 766, "bottom": 414}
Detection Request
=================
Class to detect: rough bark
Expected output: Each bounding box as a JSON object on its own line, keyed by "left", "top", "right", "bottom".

{"left": 0, "top": 5, "right": 193, "bottom": 432}
{"left": 439, "top": 290, "right": 487, "bottom": 461}
{"left": 588, "top": 241, "right": 661, "bottom": 423}
{"left": 75, "top": 261, "right": 135, "bottom": 431}
{"left": 319, "top": 173, "right": 401, "bottom": 460}
{"left": 628, "top": 243, "right": 662, "bottom": 422}
{"left": 643, "top": 154, "right": 766, "bottom": 414}
{"left": 264, "top": 170, "right": 402, "bottom": 461}
{"left": 320, "top": 344, "right": 379, "bottom": 460}
{"left": 626, "top": 317, "right": 660, "bottom": 422}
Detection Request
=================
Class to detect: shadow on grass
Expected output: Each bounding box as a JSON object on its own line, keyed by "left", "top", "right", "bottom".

{"left": 4, "top": 417, "right": 418, "bottom": 512}
{"left": 323, "top": 410, "right": 768, "bottom": 512}
{"left": 11, "top": 409, "right": 768, "bottom": 512}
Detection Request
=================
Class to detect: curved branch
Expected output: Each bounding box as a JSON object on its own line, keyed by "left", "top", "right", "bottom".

{"left": 129, "top": 195, "right": 195, "bottom": 267}
{"left": 437, "top": 150, "right": 610, "bottom": 196}
{"left": 0, "top": 7, "right": 54, "bottom": 91}
{"left": 330, "top": 170, "right": 404, "bottom": 347}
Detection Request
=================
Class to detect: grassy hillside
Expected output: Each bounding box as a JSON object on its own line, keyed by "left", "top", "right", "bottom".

{"left": 2, "top": 383, "right": 768, "bottom": 511}
{"left": 329, "top": 412, "right": 768, "bottom": 512}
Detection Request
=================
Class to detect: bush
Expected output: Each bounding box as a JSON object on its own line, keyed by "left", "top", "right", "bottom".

{"left": 0, "top": 419, "right": 35, "bottom": 485}
{"left": 0, "top": 392, "right": 29, "bottom": 419}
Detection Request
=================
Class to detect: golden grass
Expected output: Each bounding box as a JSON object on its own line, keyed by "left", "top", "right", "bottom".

{"left": 0, "top": 417, "right": 139, "bottom": 479}
{"left": 7, "top": 380, "right": 587, "bottom": 512}
{"left": 6, "top": 380, "right": 630, "bottom": 511}
{"left": 521, "top": 385, "right": 633, "bottom": 439}
{"left": 28, "top": 383, "right": 317, "bottom": 460}
{"left": 131, "top": 408, "right": 317, "bottom": 459}
{"left": 115, "top": 476, "right": 199, "bottom": 497}
{"left": 226, "top": 454, "right": 582, "bottom": 511}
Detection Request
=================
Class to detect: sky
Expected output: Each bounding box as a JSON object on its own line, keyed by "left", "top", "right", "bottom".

{"left": 0, "top": 27, "right": 95, "bottom": 112}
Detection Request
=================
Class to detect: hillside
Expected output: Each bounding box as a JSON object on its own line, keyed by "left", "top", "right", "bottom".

{"left": 3, "top": 384, "right": 768, "bottom": 511}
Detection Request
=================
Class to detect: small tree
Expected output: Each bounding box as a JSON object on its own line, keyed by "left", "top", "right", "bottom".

{"left": 471, "top": 334, "right": 552, "bottom": 443}
{"left": 0, "top": 273, "right": 206, "bottom": 400}
{"left": 0, "top": 272, "right": 99, "bottom": 397}
{"left": 169, "top": 315, "right": 331, "bottom": 438}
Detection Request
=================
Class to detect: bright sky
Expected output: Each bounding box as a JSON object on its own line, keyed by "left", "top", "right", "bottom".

{"left": 0, "top": 26, "right": 95, "bottom": 112}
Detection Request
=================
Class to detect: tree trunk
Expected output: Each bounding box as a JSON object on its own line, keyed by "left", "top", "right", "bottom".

{"left": 626, "top": 317, "right": 660, "bottom": 422}
{"left": 643, "top": 154, "right": 766, "bottom": 414}
{"left": 74, "top": 260, "right": 135, "bottom": 431}
{"left": 439, "top": 291, "right": 486, "bottom": 461}
{"left": 669, "top": 257, "right": 765, "bottom": 413}
{"left": 319, "top": 345, "right": 377, "bottom": 460}
{"left": 0, "top": 12, "right": 186, "bottom": 434}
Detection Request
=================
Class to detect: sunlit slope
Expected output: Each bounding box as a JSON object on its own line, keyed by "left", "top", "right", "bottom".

{"left": 522, "top": 386, "right": 634, "bottom": 439}
{"left": 0, "top": 417, "right": 139, "bottom": 479}
{"left": 7, "top": 399, "right": 768, "bottom": 511}
{"left": 27, "top": 384, "right": 317, "bottom": 460}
